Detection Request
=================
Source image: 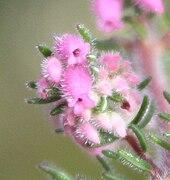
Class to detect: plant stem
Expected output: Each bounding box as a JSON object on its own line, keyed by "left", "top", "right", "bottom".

{"left": 135, "top": 38, "right": 170, "bottom": 177}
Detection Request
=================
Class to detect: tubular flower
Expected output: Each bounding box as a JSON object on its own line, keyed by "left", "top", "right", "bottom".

{"left": 54, "top": 34, "right": 90, "bottom": 65}
{"left": 42, "top": 56, "right": 62, "bottom": 83}
{"left": 135, "top": 0, "right": 164, "bottom": 14}
{"left": 61, "top": 65, "right": 95, "bottom": 114}
{"left": 93, "top": 0, "right": 124, "bottom": 32}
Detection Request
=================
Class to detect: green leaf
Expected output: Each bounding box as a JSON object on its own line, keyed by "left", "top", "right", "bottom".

{"left": 128, "top": 124, "right": 147, "bottom": 152}
{"left": 118, "top": 150, "right": 152, "bottom": 172}
{"left": 163, "top": 133, "right": 170, "bottom": 138}
{"left": 159, "top": 113, "right": 170, "bottom": 122}
{"left": 137, "top": 76, "right": 152, "bottom": 91}
{"left": 131, "top": 96, "right": 149, "bottom": 125}
{"left": 102, "top": 150, "right": 119, "bottom": 160}
{"left": 103, "top": 173, "right": 124, "bottom": 180}
{"left": 50, "top": 103, "right": 66, "bottom": 116}
{"left": 96, "top": 156, "right": 113, "bottom": 173}
{"left": 163, "top": 91, "right": 170, "bottom": 104}
{"left": 26, "top": 80, "right": 37, "bottom": 89}
{"left": 103, "top": 149, "right": 152, "bottom": 172}
{"left": 55, "top": 128, "right": 64, "bottom": 133}
{"left": 39, "top": 163, "right": 71, "bottom": 180}
{"left": 89, "top": 130, "right": 118, "bottom": 148}
{"left": 44, "top": 87, "right": 60, "bottom": 96}
{"left": 76, "top": 24, "right": 93, "bottom": 44}
{"left": 26, "top": 95, "right": 61, "bottom": 104}
{"left": 86, "top": 54, "right": 97, "bottom": 62}
{"left": 108, "top": 92, "right": 124, "bottom": 103}
{"left": 37, "top": 44, "right": 53, "bottom": 58}
{"left": 99, "top": 96, "right": 108, "bottom": 112}
{"left": 149, "top": 135, "right": 170, "bottom": 150}
{"left": 138, "top": 100, "right": 155, "bottom": 128}
{"left": 90, "top": 65, "right": 99, "bottom": 77}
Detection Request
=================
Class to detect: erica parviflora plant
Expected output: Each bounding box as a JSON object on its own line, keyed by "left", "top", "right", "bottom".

{"left": 26, "top": 0, "right": 170, "bottom": 179}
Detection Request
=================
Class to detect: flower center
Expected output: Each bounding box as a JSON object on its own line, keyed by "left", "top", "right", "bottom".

{"left": 105, "top": 20, "right": 114, "bottom": 27}
{"left": 73, "top": 48, "right": 81, "bottom": 57}
{"left": 78, "top": 98, "right": 83, "bottom": 102}
{"left": 121, "top": 100, "right": 130, "bottom": 111}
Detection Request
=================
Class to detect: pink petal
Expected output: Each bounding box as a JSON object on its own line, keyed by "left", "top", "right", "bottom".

{"left": 46, "top": 57, "right": 62, "bottom": 83}
{"left": 74, "top": 102, "right": 84, "bottom": 115}
{"left": 78, "top": 123, "right": 100, "bottom": 144}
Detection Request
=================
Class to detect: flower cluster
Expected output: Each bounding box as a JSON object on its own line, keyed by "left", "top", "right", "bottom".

{"left": 93, "top": 0, "right": 164, "bottom": 32}
{"left": 28, "top": 27, "right": 142, "bottom": 155}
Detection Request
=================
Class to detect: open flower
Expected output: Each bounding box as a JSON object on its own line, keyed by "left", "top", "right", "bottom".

{"left": 68, "top": 94, "right": 95, "bottom": 115}
{"left": 54, "top": 34, "right": 90, "bottom": 65}
{"left": 93, "top": 0, "right": 124, "bottom": 32}
{"left": 62, "top": 65, "right": 94, "bottom": 114}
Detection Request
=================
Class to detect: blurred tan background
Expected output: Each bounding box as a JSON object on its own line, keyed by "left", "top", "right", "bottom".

{"left": 0, "top": 1, "right": 169, "bottom": 180}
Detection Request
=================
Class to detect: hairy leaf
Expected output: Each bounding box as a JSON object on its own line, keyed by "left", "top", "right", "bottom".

{"left": 138, "top": 100, "right": 155, "bottom": 128}
{"left": 118, "top": 150, "right": 152, "bottom": 172}
{"left": 37, "top": 44, "right": 53, "bottom": 57}
{"left": 149, "top": 135, "right": 170, "bottom": 150}
{"left": 26, "top": 95, "right": 60, "bottom": 104}
{"left": 55, "top": 128, "right": 64, "bottom": 133}
{"left": 103, "top": 173, "right": 125, "bottom": 180}
{"left": 26, "top": 80, "right": 37, "bottom": 89}
{"left": 102, "top": 150, "right": 119, "bottom": 160}
{"left": 96, "top": 155, "right": 113, "bottom": 173}
{"left": 163, "top": 91, "right": 170, "bottom": 104}
{"left": 103, "top": 150, "right": 152, "bottom": 172}
{"left": 131, "top": 96, "right": 149, "bottom": 125}
{"left": 163, "top": 133, "right": 170, "bottom": 138}
{"left": 76, "top": 24, "right": 93, "bottom": 44}
{"left": 39, "top": 163, "right": 71, "bottom": 180}
{"left": 89, "top": 131, "right": 118, "bottom": 148}
{"left": 108, "top": 92, "right": 124, "bottom": 103}
{"left": 159, "top": 113, "right": 170, "bottom": 122}
{"left": 50, "top": 103, "right": 66, "bottom": 116}
{"left": 137, "top": 76, "right": 152, "bottom": 91}
{"left": 128, "top": 124, "right": 147, "bottom": 152}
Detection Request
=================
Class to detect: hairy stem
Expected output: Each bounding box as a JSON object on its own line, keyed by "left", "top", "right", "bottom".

{"left": 135, "top": 39, "right": 170, "bottom": 177}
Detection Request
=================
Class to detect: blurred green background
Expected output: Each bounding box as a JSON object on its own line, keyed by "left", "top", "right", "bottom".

{"left": 0, "top": 1, "right": 169, "bottom": 180}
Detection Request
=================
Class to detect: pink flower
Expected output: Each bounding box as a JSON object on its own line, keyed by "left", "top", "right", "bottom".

{"left": 93, "top": 0, "right": 124, "bottom": 32}
{"left": 135, "top": 0, "right": 164, "bottom": 14}
{"left": 112, "top": 76, "right": 130, "bottom": 95}
{"left": 95, "top": 112, "right": 127, "bottom": 137}
{"left": 99, "top": 69, "right": 109, "bottom": 79}
{"left": 100, "top": 53, "right": 122, "bottom": 71}
{"left": 54, "top": 34, "right": 90, "bottom": 65}
{"left": 96, "top": 79, "right": 113, "bottom": 96}
{"left": 125, "top": 72, "right": 139, "bottom": 85}
{"left": 76, "top": 122, "right": 100, "bottom": 144}
{"left": 69, "top": 94, "right": 95, "bottom": 115}
{"left": 62, "top": 65, "right": 95, "bottom": 114}
{"left": 37, "top": 77, "right": 50, "bottom": 99}
{"left": 42, "top": 56, "right": 62, "bottom": 83}
{"left": 66, "top": 109, "right": 76, "bottom": 126}
{"left": 111, "top": 112, "right": 126, "bottom": 137}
